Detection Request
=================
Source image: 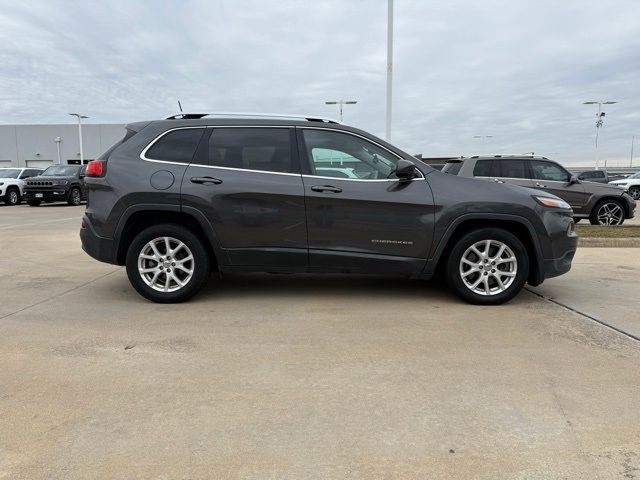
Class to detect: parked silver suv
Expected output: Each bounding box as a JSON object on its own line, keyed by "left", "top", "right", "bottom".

{"left": 443, "top": 155, "right": 636, "bottom": 225}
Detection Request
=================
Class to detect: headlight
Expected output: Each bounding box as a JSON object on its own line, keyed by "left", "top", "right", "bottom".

{"left": 534, "top": 196, "right": 571, "bottom": 209}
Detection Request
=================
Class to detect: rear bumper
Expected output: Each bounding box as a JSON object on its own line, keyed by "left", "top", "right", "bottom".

{"left": 80, "top": 215, "right": 118, "bottom": 265}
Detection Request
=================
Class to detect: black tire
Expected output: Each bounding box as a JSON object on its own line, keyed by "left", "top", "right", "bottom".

{"left": 589, "top": 199, "right": 625, "bottom": 225}
{"left": 629, "top": 186, "right": 640, "bottom": 201}
{"left": 125, "top": 223, "right": 211, "bottom": 303}
{"left": 445, "top": 228, "right": 529, "bottom": 305}
{"left": 27, "top": 200, "right": 41, "bottom": 207}
{"left": 573, "top": 218, "right": 581, "bottom": 224}
{"left": 4, "top": 187, "right": 21, "bottom": 205}
{"left": 67, "top": 187, "right": 82, "bottom": 206}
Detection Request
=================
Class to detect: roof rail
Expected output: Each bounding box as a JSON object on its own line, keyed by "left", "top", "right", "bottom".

{"left": 469, "top": 154, "right": 549, "bottom": 160}
{"left": 164, "top": 112, "right": 342, "bottom": 124}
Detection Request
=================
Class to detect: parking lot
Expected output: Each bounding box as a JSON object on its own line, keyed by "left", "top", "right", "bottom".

{"left": 1, "top": 204, "right": 640, "bottom": 479}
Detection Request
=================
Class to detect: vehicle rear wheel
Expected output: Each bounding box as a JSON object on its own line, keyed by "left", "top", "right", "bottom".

{"left": 27, "top": 200, "right": 41, "bottom": 207}
{"left": 589, "top": 199, "right": 625, "bottom": 225}
{"left": 629, "top": 186, "right": 640, "bottom": 201}
{"left": 446, "top": 228, "right": 529, "bottom": 305}
{"left": 125, "top": 224, "right": 210, "bottom": 303}
{"left": 4, "top": 187, "right": 20, "bottom": 205}
{"left": 67, "top": 187, "right": 82, "bottom": 206}
{"left": 573, "top": 218, "right": 581, "bottom": 224}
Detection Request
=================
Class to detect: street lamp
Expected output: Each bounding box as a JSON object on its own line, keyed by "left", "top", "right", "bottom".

{"left": 69, "top": 113, "right": 88, "bottom": 164}
{"left": 386, "top": 0, "right": 393, "bottom": 141}
{"left": 325, "top": 100, "right": 357, "bottom": 122}
{"left": 632, "top": 135, "right": 638, "bottom": 168}
{"left": 473, "top": 135, "right": 493, "bottom": 154}
{"left": 583, "top": 100, "right": 617, "bottom": 170}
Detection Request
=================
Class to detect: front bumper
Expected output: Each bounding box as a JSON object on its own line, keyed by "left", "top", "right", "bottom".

{"left": 80, "top": 215, "right": 118, "bottom": 265}
{"left": 24, "top": 188, "right": 69, "bottom": 202}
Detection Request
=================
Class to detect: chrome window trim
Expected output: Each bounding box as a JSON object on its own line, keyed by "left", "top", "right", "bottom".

{"left": 302, "top": 174, "right": 424, "bottom": 183}
{"left": 299, "top": 126, "right": 425, "bottom": 181}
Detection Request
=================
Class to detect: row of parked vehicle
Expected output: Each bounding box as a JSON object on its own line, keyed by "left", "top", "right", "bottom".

{"left": 0, "top": 165, "right": 86, "bottom": 206}
{"left": 441, "top": 156, "right": 638, "bottom": 226}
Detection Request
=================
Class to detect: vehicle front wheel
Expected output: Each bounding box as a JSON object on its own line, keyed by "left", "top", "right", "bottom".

{"left": 629, "top": 186, "right": 640, "bottom": 201}
{"left": 4, "top": 187, "right": 20, "bottom": 205}
{"left": 125, "top": 224, "right": 211, "bottom": 303}
{"left": 27, "top": 200, "right": 41, "bottom": 207}
{"left": 67, "top": 187, "right": 82, "bottom": 206}
{"left": 446, "top": 228, "right": 529, "bottom": 305}
{"left": 589, "top": 199, "right": 625, "bottom": 226}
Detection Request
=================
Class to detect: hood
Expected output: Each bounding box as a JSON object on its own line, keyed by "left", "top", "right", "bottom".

{"left": 582, "top": 181, "right": 625, "bottom": 195}
{"left": 26, "top": 175, "right": 77, "bottom": 183}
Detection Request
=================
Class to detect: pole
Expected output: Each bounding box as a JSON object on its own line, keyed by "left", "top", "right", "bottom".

{"left": 54, "top": 137, "right": 61, "bottom": 165}
{"left": 632, "top": 136, "right": 636, "bottom": 168}
{"left": 385, "top": 0, "right": 393, "bottom": 141}
{"left": 77, "top": 116, "right": 84, "bottom": 164}
{"left": 339, "top": 102, "right": 343, "bottom": 122}
{"left": 594, "top": 103, "right": 601, "bottom": 170}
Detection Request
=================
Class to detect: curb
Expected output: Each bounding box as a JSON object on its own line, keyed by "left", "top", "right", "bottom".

{"left": 578, "top": 237, "right": 640, "bottom": 248}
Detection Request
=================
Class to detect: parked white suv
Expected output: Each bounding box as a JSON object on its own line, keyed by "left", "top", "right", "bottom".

{"left": 609, "top": 171, "right": 640, "bottom": 200}
{"left": 0, "top": 168, "right": 43, "bottom": 205}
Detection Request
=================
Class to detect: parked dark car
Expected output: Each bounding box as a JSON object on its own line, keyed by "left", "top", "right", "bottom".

{"left": 443, "top": 155, "right": 636, "bottom": 225}
{"left": 81, "top": 114, "right": 578, "bottom": 305}
{"left": 576, "top": 169, "right": 608, "bottom": 183}
{"left": 24, "top": 165, "right": 87, "bottom": 206}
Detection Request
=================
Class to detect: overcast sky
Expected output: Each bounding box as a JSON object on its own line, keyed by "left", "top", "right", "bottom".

{"left": 1, "top": 0, "right": 639, "bottom": 166}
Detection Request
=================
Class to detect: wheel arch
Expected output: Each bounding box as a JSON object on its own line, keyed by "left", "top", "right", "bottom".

{"left": 428, "top": 214, "right": 545, "bottom": 286}
{"left": 591, "top": 195, "right": 630, "bottom": 218}
{"left": 114, "top": 204, "right": 224, "bottom": 268}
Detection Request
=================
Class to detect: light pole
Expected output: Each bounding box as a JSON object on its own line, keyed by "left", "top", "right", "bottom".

{"left": 473, "top": 135, "right": 493, "bottom": 154}
{"left": 325, "top": 100, "right": 357, "bottom": 122}
{"left": 583, "top": 100, "right": 617, "bottom": 170}
{"left": 54, "top": 137, "right": 62, "bottom": 165}
{"left": 632, "top": 135, "right": 637, "bottom": 168}
{"left": 385, "top": 0, "right": 393, "bottom": 141}
{"left": 69, "top": 113, "right": 88, "bottom": 164}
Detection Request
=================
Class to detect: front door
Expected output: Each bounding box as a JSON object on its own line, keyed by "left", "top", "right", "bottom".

{"left": 298, "top": 128, "right": 435, "bottom": 274}
{"left": 181, "top": 127, "right": 308, "bottom": 268}
{"left": 528, "top": 159, "right": 588, "bottom": 212}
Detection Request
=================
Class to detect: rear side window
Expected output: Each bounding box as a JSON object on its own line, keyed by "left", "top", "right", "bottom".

{"left": 145, "top": 128, "right": 204, "bottom": 163}
{"left": 99, "top": 128, "right": 139, "bottom": 161}
{"left": 208, "top": 128, "right": 293, "bottom": 173}
{"left": 473, "top": 160, "right": 493, "bottom": 177}
{"left": 495, "top": 159, "right": 528, "bottom": 179}
{"left": 441, "top": 161, "right": 463, "bottom": 175}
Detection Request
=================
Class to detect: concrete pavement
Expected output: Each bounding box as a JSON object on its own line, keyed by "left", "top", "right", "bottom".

{"left": 1, "top": 204, "right": 639, "bottom": 479}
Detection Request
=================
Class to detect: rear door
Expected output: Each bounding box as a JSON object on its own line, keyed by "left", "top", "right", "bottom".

{"left": 180, "top": 127, "right": 308, "bottom": 268}
{"left": 528, "top": 159, "right": 588, "bottom": 210}
{"left": 298, "top": 127, "right": 434, "bottom": 274}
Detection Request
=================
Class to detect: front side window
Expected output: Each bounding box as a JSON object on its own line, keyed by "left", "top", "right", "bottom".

{"left": 530, "top": 160, "right": 570, "bottom": 182}
{"left": 302, "top": 129, "right": 400, "bottom": 180}
{"left": 442, "top": 161, "right": 463, "bottom": 175}
{"left": 208, "top": 128, "right": 293, "bottom": 173}
{"left": 495, "top": 159, "right": 528, "bottom": 179}
{"left": 0, "top": 169, "right": 21, "bottom": 179}
{"left": 145, "top": 128, "right": 204, "bottom": 163}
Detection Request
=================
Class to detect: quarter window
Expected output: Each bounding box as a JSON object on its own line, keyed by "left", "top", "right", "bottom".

{"left": 145, "top": 128, "right": 204, "bottom": 163}
{"left": 208, "top": 128, "right": 293, "bottom": 173}
{"left": 473, "top": 160, "right": 493, "bottom": 177}
{"left": 302, "top": 129, "right": 400, "bottom": 180}
{"left": 530, "top": 160, "right": 570, "bottom": 182}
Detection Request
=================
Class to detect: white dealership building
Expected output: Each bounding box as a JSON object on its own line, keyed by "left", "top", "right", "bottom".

{"left": 0, "top": 124, "right": 125, "bottom": 169}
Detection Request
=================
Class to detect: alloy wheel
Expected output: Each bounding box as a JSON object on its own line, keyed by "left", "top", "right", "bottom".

{"left": 137, "top": 236, "right": 194, "bottom": 292}
{"left": 72, "top": 189, "right": 81, "bottom": 205}
{"left": 596, "top": 202, "right": 624, "bottom": 225}
{"left": 629, "top": 187, "right": 640, "bottom": 201}
{"left": 9, "top": 190, "right": 18, "bottom": 205}
{"left": 459, "top": 239, "right": 517, "bottom": 296}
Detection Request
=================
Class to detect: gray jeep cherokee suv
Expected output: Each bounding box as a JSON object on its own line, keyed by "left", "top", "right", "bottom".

{"left": 443, "top": 155, "right": 636, "bottom": 225}
{"left": 80, "top": 113, "right": 578, "bottom": 304}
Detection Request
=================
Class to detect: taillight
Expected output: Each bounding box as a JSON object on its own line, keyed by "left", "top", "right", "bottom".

{"left": 86, "top": 160, "right": 104, "bottom": 177}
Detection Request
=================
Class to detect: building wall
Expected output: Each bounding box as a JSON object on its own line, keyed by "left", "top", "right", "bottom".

{"left": 0, "top": 124, "right": 125, "bottom": 168}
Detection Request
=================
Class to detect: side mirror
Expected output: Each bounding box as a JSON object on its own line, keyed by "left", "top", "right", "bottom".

{"left": 568, "top": 175, "right": 579, "bottom": 185}
{"left": 395, "top": 159, "right": 417, "bottom": 181}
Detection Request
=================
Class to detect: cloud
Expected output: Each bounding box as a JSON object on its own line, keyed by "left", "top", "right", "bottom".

{"left": 0, "top": 0, "right": 639, "bottom": 165}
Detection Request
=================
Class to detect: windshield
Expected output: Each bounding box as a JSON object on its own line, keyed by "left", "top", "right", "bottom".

{"left": 41, "top": 165, "right": 80, "bottom": 176}
{"left": 0, "top": 168, "right": 21, "bottom": 179}
{"left": 627, "top": 172, "right": 640, "bottom": 179}
{"left": 441, "top": 161, "right": 463, "bottom": 175}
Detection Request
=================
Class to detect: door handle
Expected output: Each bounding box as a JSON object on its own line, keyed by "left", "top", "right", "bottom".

{"left": 311, "top": 185, "right": 342, "bottom": 193}
{"left": 535, "top": 182, "right": 547, "bottom": 188}
{"left": 493, "top": 178, "right": 504, "bottom": 184}
{"left": 191, "top": 176, "right": 222, "bottom": 185}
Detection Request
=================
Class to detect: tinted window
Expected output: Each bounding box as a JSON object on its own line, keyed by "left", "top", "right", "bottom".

{"left": 442, "top": 161, "right": 463, "bottom": 175}
{"left": 208, "top": 128, "right": 293, "bottom": 173}
{"left": 495, "top": 159, "right": 528, "bottom": 179}
{"left": 473, "top": 160, "right": 493, "bottom": 177}
{"left": 0, "top": 169, "right": 21, "bottom": 179}
{"left": 530, "top": 160, "right": 570, "bottom": 182}
{"left": 145, "top": 128, "right": 204, "bottom": 163}
{"left": 303, "top": 129, "right": 400, "bottom": 180}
